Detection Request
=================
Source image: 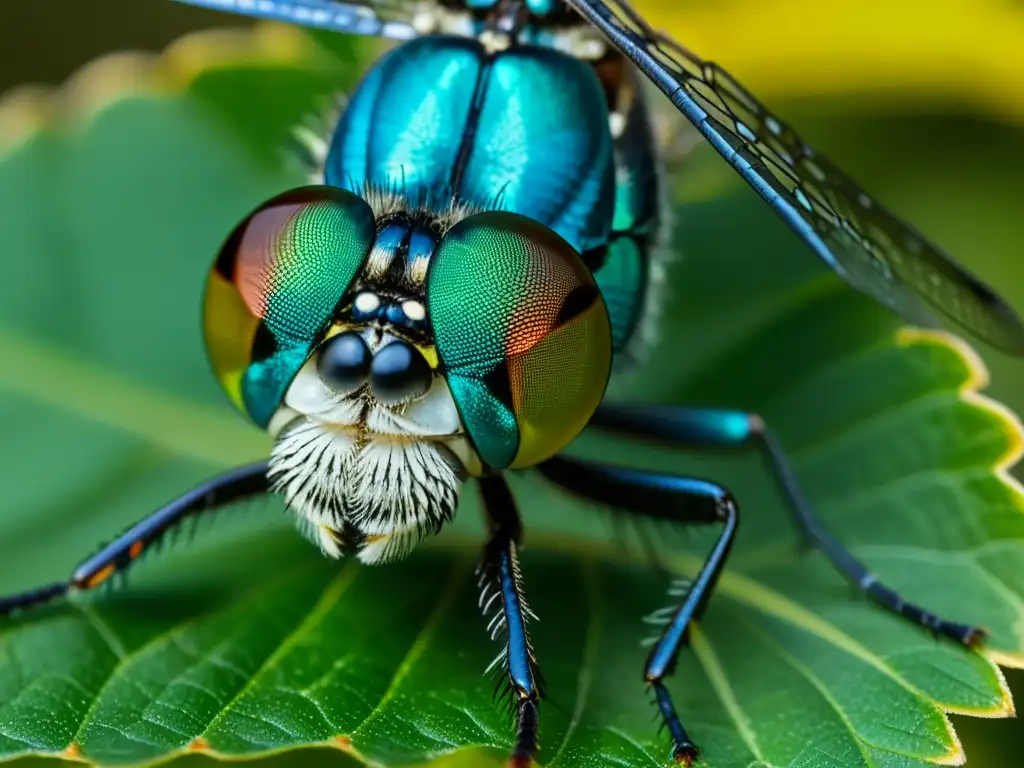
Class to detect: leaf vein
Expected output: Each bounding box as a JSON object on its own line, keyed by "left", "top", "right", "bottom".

{"left": 690, "top": 623, "right": 767, "bottom": 764}
{"left": 738, "top": 616, "right": 877, "bottom": 768}
{"left": 350, "top": 558, "right": 471, "bottom": 740}
{"left": 198, "top": 562, "right": 364, "bottom": 740}
{"left": 550, "top": 559, "right": 601, "bottom": 766}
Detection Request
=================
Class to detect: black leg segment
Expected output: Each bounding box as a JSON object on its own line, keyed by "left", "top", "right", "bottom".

{"left": 476, "top": 475, "right": 543, "bottom": 768}
{"left": 539, "top": 455, "right": 739, "bottom": 765}
{"left": 591, "top": 402, "right": 985, "bottom": 645}
{"left": 0, "top": 461, "right": 270, "bottom": 618}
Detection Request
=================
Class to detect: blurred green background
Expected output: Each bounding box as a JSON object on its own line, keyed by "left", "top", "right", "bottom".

{"left": 1, "top": 0, "right": 1023, "bottom": 765}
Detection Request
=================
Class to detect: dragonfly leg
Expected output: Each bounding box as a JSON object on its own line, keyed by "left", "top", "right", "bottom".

{"left": 0, "top": 461, "right": 270, "bottom": 618}
{"left": 538, "top": 455, "right": 739, "bottom": 766}
{"left": 590, "top": 403, "right": 985, "bottom": 645}
{"left": 476, "top": 475, "right": 544, "bottom": 768}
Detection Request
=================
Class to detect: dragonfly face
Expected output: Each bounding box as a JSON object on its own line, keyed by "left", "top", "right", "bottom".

{"left": 204, "top": 184, "right": 611, "bottom": 563}
{"left": 4, "top": 3, "right": 1020, "bottom": 767}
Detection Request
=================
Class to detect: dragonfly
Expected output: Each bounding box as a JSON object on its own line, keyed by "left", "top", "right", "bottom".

{"left": 4, "top": 1, "right": 1024, "bottom": 765}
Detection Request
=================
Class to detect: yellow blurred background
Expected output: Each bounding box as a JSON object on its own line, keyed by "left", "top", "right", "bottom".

{"left": 1, "top": 0, "right": 1022, "bottom": 765}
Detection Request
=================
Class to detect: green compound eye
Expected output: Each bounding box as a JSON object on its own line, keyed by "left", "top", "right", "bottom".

{"left": 428, "top": 212, "right": 612, "bottom": 470}
{"left": 203, "top": 186, "right": 375, "bottom": 427}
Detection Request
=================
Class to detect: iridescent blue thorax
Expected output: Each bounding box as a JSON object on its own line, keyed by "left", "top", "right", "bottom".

{"left": 325, "top": 36, "right": 615, "bottom": 255}
{"left": 464, "top": 0, "right": 559, "bottom": 13}
{"left": 317, "top": 33, "right": 664, "bottom": 363}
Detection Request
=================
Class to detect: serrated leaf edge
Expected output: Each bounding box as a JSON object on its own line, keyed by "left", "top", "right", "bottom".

{"left": 739, "top": 613, "right": 963, "bottom": 767}
{"left": 0, "top": 24, "right": 1019, "bottom": 760}
{"left": 681, "top": 558, "right": 967, "bottom": 764}
{"left": 0, "top": 536, "right": 1008, "bottom": 768}
{"left": 1, "top": 308, "right": 1019, "bottom": 768}
{"left": 896, "top": 327, "right": 1024, "bottom": 673}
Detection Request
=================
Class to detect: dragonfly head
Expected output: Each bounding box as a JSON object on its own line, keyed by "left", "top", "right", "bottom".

{"left": 203, "top": 186, "right": 612, "bottom": 564}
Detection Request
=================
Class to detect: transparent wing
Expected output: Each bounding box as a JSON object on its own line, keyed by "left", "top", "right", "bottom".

{"left": 169, "top": 0, "right": 423, "bottom": 40}
{"left": 565, "top": 0, "right": 1024, "bottom": 355}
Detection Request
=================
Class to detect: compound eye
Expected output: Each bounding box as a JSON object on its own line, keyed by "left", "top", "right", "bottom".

{"left": 370, "top": 339, "right": 433, "bottom": 405}
{"left": 317, "top": 332, "right": 372, "bottom": 395}
{"left": 203, "top": 186, "right": 375, "bottom": 427}
{"left": 427, "top": 211, "right": 612, "bottom": 470}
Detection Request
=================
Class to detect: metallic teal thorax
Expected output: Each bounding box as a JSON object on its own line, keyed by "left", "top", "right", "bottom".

{"left": 326, "top": 36, "right": 616, "bottom": 255}
{"left": 465, "top": 0, "right": 559, "bottom": 13}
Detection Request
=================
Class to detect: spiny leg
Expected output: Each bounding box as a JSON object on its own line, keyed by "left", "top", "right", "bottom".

{"left": 476, "top": 475, "right": 543, "bottom": 768}
{"left": 0, "top": 461, "right": 270, "bottom": 617}
{"left": 539, "top": 455, "right": 739, "bottom": 766}
{"left": 591, "top": 403, "right": 984, "bottom": 645}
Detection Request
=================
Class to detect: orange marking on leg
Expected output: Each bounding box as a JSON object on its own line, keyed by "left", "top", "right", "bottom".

{"left": 187, "top": 737, "right": 210, "bottom": 752}
{"left": 62, "top": 742, "right": 81, "bottom": 759}
{"left": 84, "top": 564, "right": 115, "bottom": 589}
{"left": 334, "top": 736, "right": 352, "bottom": 749}
{"left": 129, "top": 540, "right": 144, "bottom": 559}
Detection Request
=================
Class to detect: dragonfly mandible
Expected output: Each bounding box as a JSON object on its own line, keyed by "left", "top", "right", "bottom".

{"left": 3, "top": 1, "right": 1023, "bottom": 766}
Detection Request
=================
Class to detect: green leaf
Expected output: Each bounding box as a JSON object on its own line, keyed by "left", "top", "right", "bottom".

{"left": 0, "top": 23, "right": 1021, "bottom": 768}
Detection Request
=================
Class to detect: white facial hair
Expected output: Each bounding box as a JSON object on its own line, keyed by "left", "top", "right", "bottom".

{"left": 267, "top": 347, "right": 470, "bottom": 564}
{"left": 269, "top": 420, "right": 462, "bottom": 563}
